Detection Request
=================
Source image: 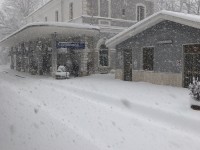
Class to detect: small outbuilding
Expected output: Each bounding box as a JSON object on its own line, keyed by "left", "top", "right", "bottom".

{"left": 106, "top": 10, "right": 200, "bottom": 87}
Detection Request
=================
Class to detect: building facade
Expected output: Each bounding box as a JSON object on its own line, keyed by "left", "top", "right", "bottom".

{"left": 1, "top": 0, "right": 154, "bottom": 77}
{"left": 106, "top": 11, "right": 200, "bottom": 87}
{"left": 25, "top": 0, "right": 154, "bottom": 74}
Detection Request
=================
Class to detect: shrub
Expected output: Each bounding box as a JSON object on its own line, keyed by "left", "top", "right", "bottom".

{"left": 189, "top": 78, "right": 200, "bottom": 101}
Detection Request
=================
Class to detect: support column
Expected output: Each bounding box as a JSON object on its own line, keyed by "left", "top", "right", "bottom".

{"left": 27, "top": 42, "right": 31, "bottom": 73}
{"left": 51, "top": 33, "right": 58, "bottom": 77}
{"left": 37, "top": 40, "right": 43, "bottom": 75}
{"left": 21, "top": 42, "right": 26, "bottom": 72}
{"left": 16, "top": 44, "right": 21, "bottom": 71}
{"left": 10, "top": 47, "right": 14, "bottom": 69}
{"left": 29, "top": 41, "right": 37, "bottom": 74}
{"left": 24, "top": 42, "right": 29, "bottom": 73}
{"left": 80, "top": 37, "right": 89, "bottom": 76}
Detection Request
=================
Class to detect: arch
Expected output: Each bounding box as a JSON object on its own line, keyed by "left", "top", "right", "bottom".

{"left": 97, "top": 38, "right": 109, "bottom": 67}
{"left": 96, "top": 37, "right": 107, "bottom": 49}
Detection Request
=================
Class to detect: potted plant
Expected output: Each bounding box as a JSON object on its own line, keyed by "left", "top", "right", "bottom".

{"left": 189, "top": 77, "right": 200, "bottom": 110}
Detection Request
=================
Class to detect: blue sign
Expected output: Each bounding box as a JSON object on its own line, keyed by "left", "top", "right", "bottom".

{"left": 57, "top": 42, "right": 85, "bottom": 49}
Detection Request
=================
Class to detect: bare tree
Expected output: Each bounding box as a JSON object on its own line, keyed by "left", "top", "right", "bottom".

{"left": 0, "top": 0, "right": 43, "bottom": 39}
{"left": 156, "top": 0, "right": 200, "bottom": 15}
{"left": 156, "top": 0, "right": 181, "bottom": 11}
{"left": 2, "top": 0, "right": 43, "bottom": 18}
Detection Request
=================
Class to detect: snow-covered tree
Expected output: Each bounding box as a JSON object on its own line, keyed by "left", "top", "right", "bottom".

{"left": 156, "top": 0, "right": 200, "bottom": 15}
{"left": 3, "top": 0, "right": 43, "bottom": 18}
{"left": 189, "top": 78, "right": 200, "bottom": 101}
{"left": 0, "top": 0, "right": 46, "bottom": 64}
{"left": 0, "top": 0, "right": 44, "bottom": 39}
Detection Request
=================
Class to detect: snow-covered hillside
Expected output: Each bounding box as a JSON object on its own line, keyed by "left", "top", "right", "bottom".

{"left": 0, "top": 65, "right": 200, "bottom": 150}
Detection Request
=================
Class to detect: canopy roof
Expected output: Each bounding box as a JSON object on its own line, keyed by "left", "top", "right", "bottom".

{"left": 106, "top": 10, "right": 200, "bottom": 48}
{"left": 0, "top": 22, "right": 100, "bottom": 47}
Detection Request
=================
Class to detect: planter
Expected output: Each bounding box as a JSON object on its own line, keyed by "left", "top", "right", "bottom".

{"left": 190, "top": 98, "right": 200, "bottom": 110}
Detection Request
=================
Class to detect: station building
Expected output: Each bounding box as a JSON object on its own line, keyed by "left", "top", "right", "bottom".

{"left": 106, "top": 10, "right": 200, "bottom": 87}
{"left": 0, "top": 0, "right": 154, "bottom": 77}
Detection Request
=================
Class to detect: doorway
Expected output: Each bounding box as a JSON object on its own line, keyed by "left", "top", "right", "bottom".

{"left": 124, "top": 49, "right": 132, "bottom": 81}
{"left": 184, "top": 44, "right": 200, "bottom": 87}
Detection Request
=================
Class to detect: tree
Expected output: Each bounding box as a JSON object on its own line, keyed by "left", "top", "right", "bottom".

{"left": 0, "top": 0, "right": 43, "bottom": 39}
{"left": 0, "top": 0, "right": 44, "bottom": 64}
{"left": 156, "top": 0, "right": 200, "bottom": 15}
{"left": 2, "top": 0, "right": 43, "bottom": 18}
{"left": 156, "top": 0, "right": 181, "bottom": 12}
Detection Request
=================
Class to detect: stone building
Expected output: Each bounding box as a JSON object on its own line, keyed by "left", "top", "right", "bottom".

{"left": 0, "top": 0, "right": 154, "bottom": 77}
{"left": 106, "top": 10, "right": 200, "bottom": 87}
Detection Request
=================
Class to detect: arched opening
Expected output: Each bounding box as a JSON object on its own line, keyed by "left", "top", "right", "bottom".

{"left": 99, "top": 44, "right": 109, "bottom": 67}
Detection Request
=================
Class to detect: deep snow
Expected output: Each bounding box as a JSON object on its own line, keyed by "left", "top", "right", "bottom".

{"left": 0, "top": 65, "right": 200, "bottom": 150}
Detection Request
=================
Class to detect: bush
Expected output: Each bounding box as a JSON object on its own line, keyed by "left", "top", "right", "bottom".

{"left": 189, "top": 78, "right": 200, "bottom": 101}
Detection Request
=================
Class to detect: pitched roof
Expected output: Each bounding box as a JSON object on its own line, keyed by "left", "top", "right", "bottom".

{"left": 106, "top": 10, "right": 200, "bottom": 48}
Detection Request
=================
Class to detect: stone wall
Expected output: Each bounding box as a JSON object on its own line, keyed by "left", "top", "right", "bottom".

{"left": 132, "top": 70, "right": 182, "bottom": 87}
{"left": 114, "top": 69, "right": 182, "bottom": 87}
{"left": 115, "top": 69, "right": 123, "bottom": 80}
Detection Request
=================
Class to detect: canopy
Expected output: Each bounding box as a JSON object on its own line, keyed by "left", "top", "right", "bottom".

{"left": 0, "top": 22, "right": 100, "bottom": 47}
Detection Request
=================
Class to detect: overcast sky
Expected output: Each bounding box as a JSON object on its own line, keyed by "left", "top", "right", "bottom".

{"left": 0, "top": 0, "right": 3, "bottom": 6}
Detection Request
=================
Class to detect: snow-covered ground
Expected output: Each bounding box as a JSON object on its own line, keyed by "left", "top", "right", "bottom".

{"left": 0, "top": 65, "right": 200, "bottom": 150}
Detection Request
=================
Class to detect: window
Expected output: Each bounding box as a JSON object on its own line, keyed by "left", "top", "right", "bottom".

{"left": 143, "top": 47, "right": 154, "bottom": 71}
{"left": 99, "top": 45, "right": 109, "bottom": 67}
{"left": 137, "top": 5, "right": 145, "bottom": 21}
{"left": 45, "top": 17, "right": 47, "bottom": 22}
{"left": 55, "top": 11, "right": 59, "bottom": 22}
{"left": 122, "top": 9, "right": 126, "bottom": 16}
{"left": 69, "top": 2, "right": 73, "bottom": 20}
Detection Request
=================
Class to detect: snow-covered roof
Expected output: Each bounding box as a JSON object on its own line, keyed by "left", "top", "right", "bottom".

{"left": 106, "top": 10, "right": 200, "bottom": 48}
{"left": 0, "top": 22, "right": 100, "bottom": 47}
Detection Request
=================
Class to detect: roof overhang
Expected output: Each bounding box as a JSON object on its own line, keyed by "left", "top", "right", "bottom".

{"left": 106, "top": 10, "right": 200, "bottom": 48}
{"left": 0, "top": 22, "right": 100, "bottom": 47}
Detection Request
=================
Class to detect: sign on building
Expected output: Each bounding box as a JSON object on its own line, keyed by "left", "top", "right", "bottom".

{"left": 56, "top": 42, "right": 85, "bottom": 49}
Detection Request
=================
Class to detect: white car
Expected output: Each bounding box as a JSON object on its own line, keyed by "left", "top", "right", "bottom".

{"left": 55, "top": 66, "right": 70, "bottom": 79}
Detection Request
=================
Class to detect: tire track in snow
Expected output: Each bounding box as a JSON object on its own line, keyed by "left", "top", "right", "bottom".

{"left": 1, "top": 70, "right": 200, "bottom": 140}
{"left": 40, "top": 80, "right": 200, "bottom": 138}
{"left": 0, "top": 83, "right": 103, "bottom": 150}
{"left": 1, "top": 73, "right": 200, "bottom": 149}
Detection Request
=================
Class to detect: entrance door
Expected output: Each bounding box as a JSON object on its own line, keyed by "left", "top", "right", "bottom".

{"left": 184, "top": 44, "right": 200, "bottom": 87}
{"left": 124, "top": 49, "right": 132, "bottom": 81}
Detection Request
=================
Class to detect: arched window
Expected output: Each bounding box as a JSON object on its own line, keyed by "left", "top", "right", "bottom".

{"left": 137, "top": 4, "right": 146, "bottom": 21}
{"left": 99, "top": 44, "right": 109, "bottom": 66}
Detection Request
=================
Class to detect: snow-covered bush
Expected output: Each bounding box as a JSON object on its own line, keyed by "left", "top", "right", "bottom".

{"left": 189, "top": 78, "right": 200, "bottom": 101}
